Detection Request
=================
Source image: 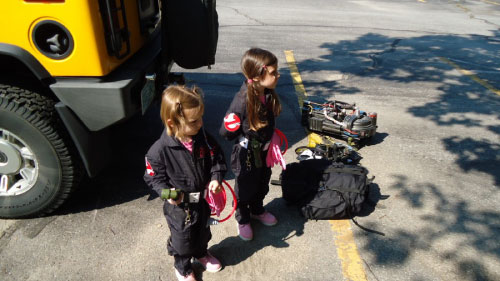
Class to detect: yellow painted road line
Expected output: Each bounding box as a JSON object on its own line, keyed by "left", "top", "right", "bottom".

{"left": 418, "top": 0, "right": 426, "bottom": 3}
{"left": 286, "top": 49, "right": 367, "bottom": 281}
{"left": 439, "top": 57, "right": 500, "bottom": 96}
{"left": 330, "top": 220, "right": 368, "bottom": 281}
{"left": 284, "top": 50, "right": 307, "bottom": 107}
{"left": 482, "top": 0, "right": 500, "bottom": 5}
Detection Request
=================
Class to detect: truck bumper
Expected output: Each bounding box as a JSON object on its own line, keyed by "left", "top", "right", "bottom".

{"left": 50, "top": 29, "right": 163, "bottom": 132}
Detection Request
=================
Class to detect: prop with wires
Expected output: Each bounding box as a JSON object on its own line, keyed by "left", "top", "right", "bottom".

{"left": 295, "top": 135, "right": 362, "bottom": 164}
{"left": 301, "top": 100, "right": 377, "bottom": 147}
{"left": 206, "top": 180, "right": 237, "bottom": 225}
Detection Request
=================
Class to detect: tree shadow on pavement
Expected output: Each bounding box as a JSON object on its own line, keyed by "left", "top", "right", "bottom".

{"left": 293, "top": 30, "right": 500, "bottom": 280}
{"left": 298, "top": 31, "right": 500, "bottom": 185}
{"left": 362, "top": 174, "right": 500, "bottom": 281}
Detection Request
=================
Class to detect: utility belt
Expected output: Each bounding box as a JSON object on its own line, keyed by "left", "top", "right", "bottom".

{"left": 161, "top": 188, "right": 207, "bottom": 203}
{"left": 238, "top": 135, "right": 270, "bottom": 169}
{"left": 161, "top": 188, "right": 208, "bottom": 224}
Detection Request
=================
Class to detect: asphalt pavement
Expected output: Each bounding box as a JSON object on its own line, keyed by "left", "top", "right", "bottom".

{"left": 1, "top": 1, "right": 500, "bottom": 280}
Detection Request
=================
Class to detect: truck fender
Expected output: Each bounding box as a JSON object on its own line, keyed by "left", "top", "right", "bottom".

{"left": 0, "top": 43, "right": 53, "bottom": 83}
{"left": 55, "top": 103, "right": 111, "bottom": 178}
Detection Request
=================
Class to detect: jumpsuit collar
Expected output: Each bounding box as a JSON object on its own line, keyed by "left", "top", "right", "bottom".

{"left": 161, "top": 129, "right": 204, "bottom": 148}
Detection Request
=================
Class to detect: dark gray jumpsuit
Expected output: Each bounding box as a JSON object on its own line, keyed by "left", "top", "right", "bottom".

{"left": 144, "top": 129, "right": 226, "bottom": 276}
{"left": 219, "top": 83, "right": 276, "bottom": 224}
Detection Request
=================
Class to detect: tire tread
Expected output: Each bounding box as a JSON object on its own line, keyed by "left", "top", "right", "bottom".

{"left": 0, "top": 83, "right": 83, "bottom": 218}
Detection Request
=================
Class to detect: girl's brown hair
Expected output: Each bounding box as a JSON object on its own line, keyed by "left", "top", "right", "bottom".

{"left": 160, "top": 85, "right": 204, "bottom": 139}
{"left": 241, "top": 48, "right": 282, "bottom": 131}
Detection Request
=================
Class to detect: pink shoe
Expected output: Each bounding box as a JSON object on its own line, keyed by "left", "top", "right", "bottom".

{"left": 237, "top": 223, "right": 253, "bottom": 241}
{"left": 197, "top": 251, "right": 222, "bottom": 272}
{"left": 175, "top": 269, "right": 196, "bottom": 281}
{"left": 251, "top": 211, "right": 277, "bottom": 226}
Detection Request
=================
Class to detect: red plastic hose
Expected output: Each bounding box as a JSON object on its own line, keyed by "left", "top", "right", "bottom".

{"left": 206, "top": 180, "right": 237, "bottom": 223}
{"left": 274, "top": 128, "right": 288, "bottom": 155}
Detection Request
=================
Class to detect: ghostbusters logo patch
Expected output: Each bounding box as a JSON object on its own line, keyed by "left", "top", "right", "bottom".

{"left": 145, "top": 157, "right": 155, "bottom": 176}
{"left": 224, "top": 113, "right": 241, "bottom": 132}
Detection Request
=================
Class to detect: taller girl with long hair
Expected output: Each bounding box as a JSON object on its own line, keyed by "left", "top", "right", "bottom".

{"left": 220, "top": 48, "right": 282, "bottom": 241}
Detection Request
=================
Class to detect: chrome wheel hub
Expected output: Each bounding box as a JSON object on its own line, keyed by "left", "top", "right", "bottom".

{"left": 0, "top": 129, "right": 38, "bottom": 196}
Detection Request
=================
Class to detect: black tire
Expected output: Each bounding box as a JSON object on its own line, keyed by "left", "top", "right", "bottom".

{"left": 0, "top": 84, "right": 82, "bottom": 218}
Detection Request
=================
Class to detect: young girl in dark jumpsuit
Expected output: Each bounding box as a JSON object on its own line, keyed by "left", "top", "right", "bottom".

{"left": 144, "top": 85, "right": 227, "bottom": 281}
{"left": 220, "top": 48, "right": 282, "bottom": 241}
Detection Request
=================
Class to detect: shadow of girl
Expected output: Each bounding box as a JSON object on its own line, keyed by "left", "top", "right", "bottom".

{"left": 208, "top": 198, "right": 306, "bottom": 267}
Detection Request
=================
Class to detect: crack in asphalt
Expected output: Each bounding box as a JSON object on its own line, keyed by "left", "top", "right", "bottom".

{"left": 220, "top": 5, "right": 266, "bottom": 25}
{"left": 24, "top": 217, "right": 57, "bottom": 239}
{"left": 455, "top": 2, "right": 500, "bottom": 28}
{"left": 0, "top": 221, "right": 26, "bottom": 254}
{"left": 0, "top": 216, "right": 58, "bottom": 255}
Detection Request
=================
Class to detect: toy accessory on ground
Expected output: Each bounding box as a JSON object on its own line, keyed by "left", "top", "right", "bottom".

{"left": 295, "top": 135, "right": 361, "bottom": 164}
{"left": 301, "top": 100, "right": 377, "bottom": 147}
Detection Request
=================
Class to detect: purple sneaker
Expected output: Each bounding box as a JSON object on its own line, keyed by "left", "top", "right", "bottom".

{"left": 251, "top": 211, "right": 277, "bottom": 226}
{"left": 197, "top": 251, "right": 222, "bottom": 273}
{"left": 237, "top": 223, "right": 253, "bottom": 241}
{"left": 175, "top": 269, "right": 196, "bottom": 281}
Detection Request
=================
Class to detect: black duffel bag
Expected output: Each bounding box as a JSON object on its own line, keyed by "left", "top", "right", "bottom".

{"left": 300, "top": 162, "right": 371, "bottom": 220}
{"left": 279, "top": 159, "right": 371, "bottom": 219}
{"left": 278, "top": 159, "right": 385, "bottom": 235}
{"left": 277, "top": 159, "right": 383, "bottom": 235}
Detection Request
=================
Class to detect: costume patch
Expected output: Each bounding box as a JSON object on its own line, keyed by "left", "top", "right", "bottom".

{"left": 145, "top": 157, "right": 155, "bottom": 176}
{"left": 224, "top": 113, "right": 241, "bottom": 132}
{"left": 199, "top": 147, "right": 206, "bottom": 158}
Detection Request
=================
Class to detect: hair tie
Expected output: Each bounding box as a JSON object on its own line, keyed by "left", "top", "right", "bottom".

{"left": 247, "top": 79, "right": 253, "bottom": 84}
{"left": 176, "top": 102, "right": 184, "bottom": 117}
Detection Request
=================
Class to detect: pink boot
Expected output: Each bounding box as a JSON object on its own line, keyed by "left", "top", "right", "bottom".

{"left": 175, "top": 269, "right": 196, "bottom": 281}
{"left": 237, "top": 223, "right": 253, "bottom": 241}
{"left": 251, "top": 211, "right": 278, "bottom": 226}
{"left": 197, "top": 251, "right": 222, "bottom": 272}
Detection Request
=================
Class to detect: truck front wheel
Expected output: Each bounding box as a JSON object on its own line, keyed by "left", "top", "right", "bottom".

{"left": 0, "top": 84, "right": 82, "bottom": 218}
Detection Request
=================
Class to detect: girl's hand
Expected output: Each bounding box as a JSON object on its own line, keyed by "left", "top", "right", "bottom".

{"left": 167, "top": 190, "right": 183, "bottom": 205}
{"left": 208, "top": 180, "right": 222, "bottom": 194}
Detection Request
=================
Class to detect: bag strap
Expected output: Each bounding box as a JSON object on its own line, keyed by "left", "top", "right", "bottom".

{"left": 339, "top": 192, "right": 385, "bottom": 236}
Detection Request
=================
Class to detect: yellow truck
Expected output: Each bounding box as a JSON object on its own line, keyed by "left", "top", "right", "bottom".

{"left": 0, "top": 0, "right": 218, "bottom": 218}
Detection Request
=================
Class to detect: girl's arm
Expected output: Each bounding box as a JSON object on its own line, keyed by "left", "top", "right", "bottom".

{"left": 143, "top": 154, "right": 171, "bottom": 198}
{"left": 219, "top": 90, "right": 246, "bottom": 141}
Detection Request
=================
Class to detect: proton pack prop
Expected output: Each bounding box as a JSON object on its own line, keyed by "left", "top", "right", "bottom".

{"left": 301, "top": 100, "right": 377, "bottom": 146}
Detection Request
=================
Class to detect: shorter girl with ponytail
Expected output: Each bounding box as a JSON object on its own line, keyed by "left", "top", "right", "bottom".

{"left": 145, "top": 85, "right": 227, "bottom": 281}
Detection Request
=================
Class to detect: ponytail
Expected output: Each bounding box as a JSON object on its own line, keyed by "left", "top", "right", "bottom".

{"left": 246, "top": 83, "right": 281, "bottom": 131}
